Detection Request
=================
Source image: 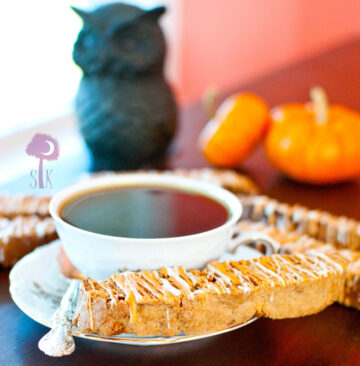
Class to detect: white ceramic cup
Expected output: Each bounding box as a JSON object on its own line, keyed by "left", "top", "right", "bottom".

{"left": 50, "top": 173, "right": 279, "bottom": 280}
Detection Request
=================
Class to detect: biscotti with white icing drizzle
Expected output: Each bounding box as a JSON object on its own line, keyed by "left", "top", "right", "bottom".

{"left": 0, "top": 194, "right": 57, "bottom": 267}
{"left": 239, "top": 194, "right": 360, "bottom": 251}
{"left": 0, "top": 215, "right": 57, "bottom": 267}
{"left": 237, "top": 220, "right": 360, "bottom": 311}
{"left": 73, "top": 252, "right": 347, "bottom": 337}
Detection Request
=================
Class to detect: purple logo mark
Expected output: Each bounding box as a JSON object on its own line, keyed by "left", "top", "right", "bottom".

{"left": 26, "top": 133, "right": 59, "bottom": 189}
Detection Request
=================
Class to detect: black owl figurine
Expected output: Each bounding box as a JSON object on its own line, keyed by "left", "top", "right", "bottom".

{"left": 72, "top": 3, "right": 177, "bottom": 171}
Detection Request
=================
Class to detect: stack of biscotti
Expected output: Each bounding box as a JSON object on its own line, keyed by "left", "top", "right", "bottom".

{"left": 0, "top": 195, "right": 58, "bottom": 267}
{"left": 74, "top": 251, "right": 347, "bottom": 337}
{"left": 237, "top": 220, "right": 360, "bottom": 311}
{"left": 239, "top": 194, "right": 360, "bottom": 250}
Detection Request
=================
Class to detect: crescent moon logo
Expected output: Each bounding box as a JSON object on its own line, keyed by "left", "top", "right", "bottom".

{"left": 42, "top": 140, "right": 55, "bottom": 156}
{"left": 26, "top": 133, "right": 59, "bottom": 190}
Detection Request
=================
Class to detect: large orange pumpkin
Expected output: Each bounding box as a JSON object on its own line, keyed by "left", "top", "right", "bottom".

{"left": 265, "top": 87, "right": 360, "bottom": 184}
{"left": 199, "top": 93, "right": 269, "bottom": 167}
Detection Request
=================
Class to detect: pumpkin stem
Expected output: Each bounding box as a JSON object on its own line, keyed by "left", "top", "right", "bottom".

{"left": 310, "top": 86, "right": 329, "bottom": 124}
{"left": 202, "top": 86, "right": 218, "bottom": 119}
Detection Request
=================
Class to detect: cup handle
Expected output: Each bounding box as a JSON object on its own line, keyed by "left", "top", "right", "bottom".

{"left": 227, "top": 231, "right": 281, "bottom": 256}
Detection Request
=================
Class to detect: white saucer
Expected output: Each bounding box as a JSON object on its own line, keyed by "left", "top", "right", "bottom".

{"left": 9, "top": 241, "right": 261, "bottom": 346}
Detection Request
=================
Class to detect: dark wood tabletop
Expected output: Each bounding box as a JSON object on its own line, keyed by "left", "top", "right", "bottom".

{"left": 1, "top": 38, "right": 360, "bottom": 366}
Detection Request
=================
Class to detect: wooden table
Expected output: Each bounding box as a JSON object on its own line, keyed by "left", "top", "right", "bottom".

{"left": 1, "top": 38, "right": 360, "bottom": 366}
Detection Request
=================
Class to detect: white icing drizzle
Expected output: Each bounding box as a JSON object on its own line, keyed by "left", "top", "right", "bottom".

{"left": 98, "top": 281, "right": 117, "bottom": 305}
{"left": 207, "top": 265, "right": 233, "bottom": 286}
{"left": 117, "top": 272, "right": 143, "bottom": 302}
{"left": 0, "top": 195, "right": 51, "bottom": 217}
{"left": 166, "top": 267, "right": 194, "bottom": 299}
{"left": 227, "top": 265, "right": 253, "bottom": 295}
{"left": 248, "top": 260, "right": 283, "bottom": 286}
{"left": 306, "top": 250, "right": 344, "bottom": 273}
{"left": 186, "top": 271, "right": 200, "bottom": 287}
{"left": 166, "top": 309, "right": 171, "bottom": 329}
{"left": 205, "top": 282, "right": 221, "bottom": 294}
{"left": 292, "top": 253, "right": 331, "bottom": 278}
{"left": 0, "top": 218, "right": 13, "bottom": 243}
{"left": 159, "top": 277, "right": 182, "bottom": 297}
{"left": 138, "top": 272, "right": 164, "bottom": 299}
{"left": 275, "top": 255, "right": 316, "bottom": 280}
{"left": 0, "top": 215, "right": 55, "bottom": 246}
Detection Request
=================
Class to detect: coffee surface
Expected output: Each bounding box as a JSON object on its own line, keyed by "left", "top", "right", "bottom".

{"left": 61, "top": 186, "right": 229, "bottom": 238}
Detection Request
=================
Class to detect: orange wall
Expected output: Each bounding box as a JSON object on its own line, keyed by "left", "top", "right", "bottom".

{"left": 172, "top": 0, "right": 360, "bottom": 104}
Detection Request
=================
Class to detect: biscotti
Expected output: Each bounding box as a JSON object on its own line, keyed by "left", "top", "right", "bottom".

{"left": 0, "top": 195, "right": 51, "bottom": 218}
{"left": 237, "top": 220, "right": 360, "bottom": 311}
{"left": 0, "top": 215, "right": 57, "bottom": 267}
{"left": 73, "top": 251, "right": 347, "bottom": 337}
{"left": 239, "top": 194, "right": 360, "bottom": 250}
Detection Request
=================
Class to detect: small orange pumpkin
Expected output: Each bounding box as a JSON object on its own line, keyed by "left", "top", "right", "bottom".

{"left": 265, "top": 87, "right": 360, "bottom": 184}
{"left": 199, "top": 92, "right": 269, "bottom": 167}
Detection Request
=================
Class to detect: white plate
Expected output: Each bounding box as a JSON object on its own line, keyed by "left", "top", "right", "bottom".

{"left": 9, "top": 241, "right": 261, "bottom": 346}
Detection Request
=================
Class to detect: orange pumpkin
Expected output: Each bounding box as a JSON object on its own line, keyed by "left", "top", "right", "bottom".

{"left": 199, "top": 93, "right": 269, "bottom": 167}
{"left": 265, "top": 87, "right": 360, "bottom": 184}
